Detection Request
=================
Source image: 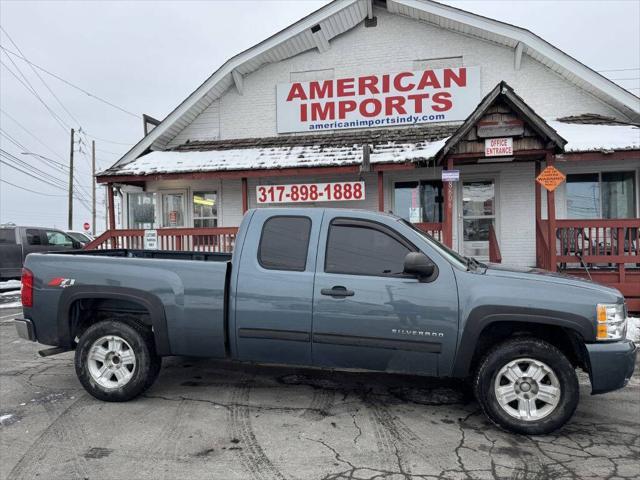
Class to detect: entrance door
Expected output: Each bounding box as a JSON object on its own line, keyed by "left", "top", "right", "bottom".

{"left": 459, "top": 180, "right": 496, "bottom": 260}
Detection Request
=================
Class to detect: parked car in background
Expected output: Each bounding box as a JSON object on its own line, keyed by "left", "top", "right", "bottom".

{"left": 0, "top": 226, "right": 82, "bottom": 279}
{"left": 66, "top": 231, "right": 94, "bottom": 247}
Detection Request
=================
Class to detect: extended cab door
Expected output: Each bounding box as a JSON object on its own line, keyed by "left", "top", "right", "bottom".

{"left": 232, "top": 209, "right": 323, "bottom": 365}
{"left": 311, "top": 212, "right": 459, "bottom": 376}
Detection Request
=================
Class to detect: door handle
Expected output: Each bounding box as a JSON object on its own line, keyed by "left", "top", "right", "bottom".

{"left": 321, "top": 286, "right": 354, "bottom": 298}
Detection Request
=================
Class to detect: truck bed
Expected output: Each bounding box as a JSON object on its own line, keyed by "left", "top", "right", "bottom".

{"left": 51, "top": 248, "right": 232, "bottom": 262}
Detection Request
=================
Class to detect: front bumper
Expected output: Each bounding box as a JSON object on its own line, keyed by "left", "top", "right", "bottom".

{"left": 14, "top": 318, "right": 36, "bottom": 342}
{"left": 586, "top": 339, "right": 637, "bottom": 394}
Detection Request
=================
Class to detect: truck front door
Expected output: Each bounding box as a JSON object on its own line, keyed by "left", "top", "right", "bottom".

{"left": 233, "top": 209, "right": 323, "bottom": 365}
{"left": 312, "top": 214, "right": 459, "bottom": 376}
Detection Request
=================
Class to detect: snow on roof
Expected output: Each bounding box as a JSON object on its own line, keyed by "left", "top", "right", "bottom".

{"left": 100, "top": 121, "right": 638, "bottom": 178}
{"left": 102, "top": 137, "right": 449, "bottom": 177}
{"left": 549, "top": 121, "right": 640, "bottom": 152}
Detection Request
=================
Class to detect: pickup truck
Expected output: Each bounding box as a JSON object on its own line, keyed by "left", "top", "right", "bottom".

{"left": 0, "top": 226, "right": 84, "bottom": 280}
{"left": 15, "top": 208, "right": 636, "bottom": 434}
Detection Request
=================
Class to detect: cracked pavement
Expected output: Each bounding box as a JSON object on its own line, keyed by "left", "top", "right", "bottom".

{"left": 1, "top": 307, "right": 639, "bottom": 480}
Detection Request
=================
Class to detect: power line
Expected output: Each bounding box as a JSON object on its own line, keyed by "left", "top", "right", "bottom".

{"left": 609, "top": 77, "right": 640, "bottom": 81}
{"left": 0, "top": 178, "right": 68, "bottom": 197}
{"left": 0, "top": 26, "right": 82, "bottom": 128}
{"left": 0, "top": 108, "right": 67, "bottom": 162}
{"left": 0, "top": 56, "right": 71, "bottom": 134}
{"left": 0, "top": 45, "right": 141, "bottom": 120}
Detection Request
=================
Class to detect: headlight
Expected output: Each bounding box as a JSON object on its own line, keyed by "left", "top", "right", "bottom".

{"left": 596, "top": 303, "right": 627, "bottom": 341}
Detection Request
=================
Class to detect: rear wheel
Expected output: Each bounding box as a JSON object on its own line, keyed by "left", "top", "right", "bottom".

{"left": 473, "top": 337, "right": 579, "bottom": 435}
{"left": 75, "top": 319, "right": 161, "bottom": 402}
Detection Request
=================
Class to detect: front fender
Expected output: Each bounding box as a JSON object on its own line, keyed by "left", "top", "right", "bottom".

{"left": 451, "top": 305, "right": 593, "bottom": 377}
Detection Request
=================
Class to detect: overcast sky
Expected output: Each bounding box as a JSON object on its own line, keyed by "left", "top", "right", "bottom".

{"left": 1, "top": 0, "right": 638, "bottom": 231}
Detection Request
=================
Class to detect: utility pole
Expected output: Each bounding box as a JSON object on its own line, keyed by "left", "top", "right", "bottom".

{"left": 91, "top": 140, "right": 96, "bottom": 235}
{"left": 68, "top": 128, "right": 74, "bottom": 230}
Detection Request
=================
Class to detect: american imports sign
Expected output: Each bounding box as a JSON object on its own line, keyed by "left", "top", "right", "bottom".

{"left": 276, "top": 67, "right": 481, "bottom": 133}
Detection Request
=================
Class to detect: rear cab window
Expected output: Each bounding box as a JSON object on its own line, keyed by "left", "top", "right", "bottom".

{"left": 325, "top": 218, "right": 416, "bottom": 277}
{"left": 258, "top": 216, "right": 312, "bottom": 271}
{"left": 0, "top": 228, "right": 16, "bottom": 244}
{"left": 25, "top": 229, "right": 43, "bottom": 245}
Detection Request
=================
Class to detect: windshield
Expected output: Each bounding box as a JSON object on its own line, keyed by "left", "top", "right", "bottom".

{"left": 67, "top": 232, "right": 90, "bottom": 243}
{"left": 400, "top": 219, "right": 470, "bottom": 270}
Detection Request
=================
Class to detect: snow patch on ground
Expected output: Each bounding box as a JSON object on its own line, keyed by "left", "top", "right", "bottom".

{"left": 627, "top": 317, "right": 640, "bottom": 342}
{"left": 0, "top": 302, "right": 22, "bottom": 310}
{"left": 0, "top": 280, "right": 20, "bottom": 291}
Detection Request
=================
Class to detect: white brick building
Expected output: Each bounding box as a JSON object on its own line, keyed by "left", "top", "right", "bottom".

{"left": 95, "top": 0, "right": 640, "bottom": 309}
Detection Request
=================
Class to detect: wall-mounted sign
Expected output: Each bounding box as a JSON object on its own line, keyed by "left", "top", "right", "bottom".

{"left": 536, "top": 166, "right": 566, "bottom": 192}
{"left": 144, "top": 229, "right": 158, "bottom": 250}
{"left": 256, "top": 181, "right": 365, "bottom": 204}
{"left": 441, "top": 170, "right": 460, "bottom": 182}
{"left": 276, "top": 67, "right": 481, "bottom": 133}
{"left": 477, "top": 119, "right": 524, "bottom": 138}
{"left": 484, "top": 137, "right": 513, "bottom": 157}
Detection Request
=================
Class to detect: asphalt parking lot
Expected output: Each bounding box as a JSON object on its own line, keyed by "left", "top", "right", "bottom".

{"left": 1, "top": 305, "right": 639, "bottom": 480}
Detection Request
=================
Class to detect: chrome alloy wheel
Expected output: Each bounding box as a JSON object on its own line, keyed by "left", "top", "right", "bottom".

{"left": 87, "top": 335, "right": 136, "bottom": 389}
{"left": 494, "top": 358, "right": 561, "bottom": 422}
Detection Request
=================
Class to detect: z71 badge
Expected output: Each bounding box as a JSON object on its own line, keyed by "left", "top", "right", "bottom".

{"left": 48, "top": 277, "right": 76, "bottom": 288}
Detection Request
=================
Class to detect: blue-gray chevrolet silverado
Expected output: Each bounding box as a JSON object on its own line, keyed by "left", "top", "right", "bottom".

{"left": 15, "top": 208, "right": 636, "bottom": 434}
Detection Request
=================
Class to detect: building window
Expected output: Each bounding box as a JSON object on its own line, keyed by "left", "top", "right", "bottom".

{"left": 127, "top": 193, "right": 156, "bottom": 229}
{"left": 566, "top": 171, "right": 636, "bottom": 219}
{"left": 193, "top": 191, "right": 218, "bottom": 228}
{"left": 393, "top": 181, "right": 443, "bottom": 223}
{"left": 161, "top": 193, "right": 185, "bottom": 227}
{"left": 258, "top": 216, "right": 311, "bottom": 271}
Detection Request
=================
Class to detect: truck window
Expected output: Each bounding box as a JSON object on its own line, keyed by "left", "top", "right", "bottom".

{"left": 258, "top": 216, "right": 311, "bottom": 271}
{"left": 325, "top": 219, "right": 413, "bottom": 277}
{"left": 26, "top": 229, "right": 42, "bottom": 245}
{"left": 44, "top": 230, "right": 73, "bottom": 247}
{"left": 0, "top": 228, "right": 16, "bottom": 244}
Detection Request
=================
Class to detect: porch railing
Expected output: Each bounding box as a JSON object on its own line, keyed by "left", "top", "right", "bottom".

{"left": 488, "top": 224, "right": 502, "bottom": 263}
{"left": 414, "top": 222, "right": 443, "bottom": 242}
{"left": 85, "top": 227, "right": 239, "bottom": 253}
{"left": 536, "top": 218, "right": 639, "bottom": 311}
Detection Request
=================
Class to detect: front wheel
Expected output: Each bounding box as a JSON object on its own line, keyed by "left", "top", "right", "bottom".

{"left": 473, "top": 337, "right": 579, "bottom": 435}
{"left": 75, "top": 319, "right": 162, "bottom": 402}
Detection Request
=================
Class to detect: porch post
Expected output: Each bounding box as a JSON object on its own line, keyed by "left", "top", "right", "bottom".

{"left": 107, "top": 183, "right": 116, "bottom": 249}
{"left": 241, "top": 177, "right": 248, "bottom": 214}
{"left": 534, "top": 160, "right": 542, "bottom": 268}
{"left": 442, "top": 157, "right": 454, "bottom": 248}
{"left": 107, "top": 183, "right": 116, "bottom": 231}
{"left": 545, "top": 153, "right": 557, "bottom": 272}
{"left": 377, "top": 171, "right": 384, "bottom": 212}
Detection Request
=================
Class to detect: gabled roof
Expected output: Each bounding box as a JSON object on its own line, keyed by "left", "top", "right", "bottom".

{"left": 107, "top": 0, "right": 640, "bottom": 173}
{"left": 435, "top": 81, "right": 567, "bottom": 163}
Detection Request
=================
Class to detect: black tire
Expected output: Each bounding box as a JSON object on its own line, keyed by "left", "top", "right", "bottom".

{"left": 75, "top": 319, "right": 162, "bottom": 402}
{"left": 473, "top": 337, "right": 579, "bottom": 435}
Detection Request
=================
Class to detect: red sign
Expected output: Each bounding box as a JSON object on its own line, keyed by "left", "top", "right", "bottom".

{"left": 257, "top": 181, "right": 365, "bottom": 204}
{"left": 83, "top": 222, "right": 90, "bottom": 231}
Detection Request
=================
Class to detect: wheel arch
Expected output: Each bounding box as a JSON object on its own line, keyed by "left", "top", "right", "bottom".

{"left": 452, "top": 307, "right": 593, "bottom": 378}
{"left": 57, "top": 286, "right": 171, "bottom": 355}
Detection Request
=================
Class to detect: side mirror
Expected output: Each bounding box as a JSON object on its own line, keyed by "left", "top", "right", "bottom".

{"left": 403, "top": 252, "right": 436, "bottom": 281}
{"left": 72, "top": 240, "right": 82, "bottom": 249}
